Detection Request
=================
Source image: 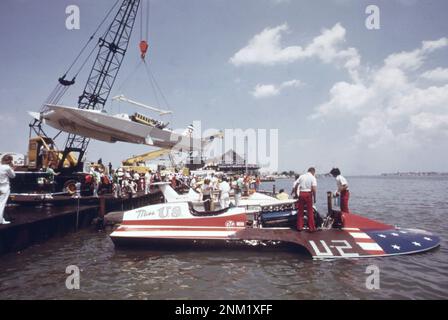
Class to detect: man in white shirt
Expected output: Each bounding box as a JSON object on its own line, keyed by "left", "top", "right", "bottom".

{"left": 144, "top": 171, "right": 152, "bottom": 195}
{"left": 91, "top": 168, "right": 101, "bottom": 197}
{"left": 190, "top": 175, "right": 197, "bottom": 189}
{"left": 210, "top": 173, "right": 219, "bottom": 191}
{"left": 0, "top": 155, "right": 16, "bottom": 224}
{"left": 218, "top": 177, "right": 231, "bottom": 209}
{"left": 295, "top": 167, "right": 317, "bottom": 232}
{"left": 330, "top": 168, "right": 350, "bottom": 213}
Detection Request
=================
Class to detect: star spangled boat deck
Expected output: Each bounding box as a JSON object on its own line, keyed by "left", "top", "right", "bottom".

{"left": 109, "top": 198, "right": 441, "bottom": 259}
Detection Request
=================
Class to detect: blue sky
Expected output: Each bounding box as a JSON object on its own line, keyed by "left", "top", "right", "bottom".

{"left": 0, "top": 0, "right": 447, "bottom": 174}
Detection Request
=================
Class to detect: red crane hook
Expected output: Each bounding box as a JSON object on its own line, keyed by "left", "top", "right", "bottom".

{"left": 139, "top": 40, "right": 149, "bottom": 60}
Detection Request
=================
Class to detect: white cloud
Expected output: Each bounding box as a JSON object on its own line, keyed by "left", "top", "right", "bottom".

{"left": 281, "top": 79, "right": 303, "bottom": 88}
{"left": 251, "top": 79, "right": 303, "bottom": 98}
{"left": 252, "top": 84, "right": 280, "bottom": 98}
{"left": 410, "top": 112, "right": 448, "bottom": 134}
{"left": 311, "top": 37, "right": 448, "bottom": 149}
{"left": 422, "top": 38, "right": 448, "bottom": 52}
{"left": 421, "top": 67, "right": 448, "bottom": 81}
{"left": 230, "top": 23, "right": 360, "bottom": 79}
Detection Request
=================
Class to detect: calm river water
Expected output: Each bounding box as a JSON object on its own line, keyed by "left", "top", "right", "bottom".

{"left": 0, "top": 176, "right": 447, "bottom": 299}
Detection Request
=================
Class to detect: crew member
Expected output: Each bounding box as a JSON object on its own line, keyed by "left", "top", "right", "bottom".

{"left": 330, "top": 168, "right": 350, "bottom": 213}
{"left": 144, "top": 170, "right": 152, "bottom": 195}
{"left": 0, "top": 155, "right": 15, "bottom": 225}
{"left": 218, "top": 177, "right": 231, "bottom": 208}
{"left": 200, "top": 179, "right": 212, "bottom": 212}
{"left": 295, "top": 167, "right": 317, "bottom": 232}
{"left": 232, "top": 175, "right": 243, "bottom": 206}
{"left": 46, "top": 162, "right": 60, "bottom": 196}
{"left": 92, "top": 168, "right": 101, "bottom": 197}
{"left": 291, "top": 174, "right": 300, "bottom": 199}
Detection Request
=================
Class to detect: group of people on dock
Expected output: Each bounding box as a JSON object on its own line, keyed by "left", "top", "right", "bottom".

{"left": 1, "top": 148, "right": 351, "bottom": 232}
{"left": 292, "top": 167, "right": 350, "bottom": 232}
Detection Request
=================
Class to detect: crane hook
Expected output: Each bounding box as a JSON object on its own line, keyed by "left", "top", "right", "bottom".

{"left": 139, "top": 40, "right": 149, "bottom": 60}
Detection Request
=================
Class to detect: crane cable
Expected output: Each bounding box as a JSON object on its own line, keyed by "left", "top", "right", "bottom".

{"left": 41, "top": 0, "right": 121, "bottom": 111}
{"left": 139, "top": 0, "right": 150, "bottom": 60}
{"left": 115, "top": 0, "right": 172, "bottom": 120}
{"left": 67, "top": 0, "right": 121, "bottom": 78}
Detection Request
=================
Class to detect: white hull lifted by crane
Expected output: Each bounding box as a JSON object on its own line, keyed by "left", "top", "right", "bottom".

{"left": 30, "top": 104, "right": 219, "bottom": 151}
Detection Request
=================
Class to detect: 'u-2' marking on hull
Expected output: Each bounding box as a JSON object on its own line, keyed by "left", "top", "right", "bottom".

{"left": 309, "top": 240, "right": 360, "bottom": 258}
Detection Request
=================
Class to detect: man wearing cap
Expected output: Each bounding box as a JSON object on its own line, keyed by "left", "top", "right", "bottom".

{"left": 295, "top": 167, "right": 317, "bottom": 232}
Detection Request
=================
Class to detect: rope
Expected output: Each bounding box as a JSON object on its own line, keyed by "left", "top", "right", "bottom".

{"left": 64, "top": 0, "right": 121, "bottom": 76}
{"left": 116, "top": 60, "right": 143, "bottom": 93}
{"left": 73, "top": 40, "right": 100, "bottom": 78}
{"left": 144, "top": 61, "right": 171, "bottom": 110}
{"left": 38, "top": 0, "right": 121, "bottom": 112}
{"left": 140, "top": 0, "right": 143, "bottom": 41}
{"left": 143, "top": 61, "right": 161, "bottom": 107}
{"left": 146, "top": 0, "right": 150, "bottom": 41}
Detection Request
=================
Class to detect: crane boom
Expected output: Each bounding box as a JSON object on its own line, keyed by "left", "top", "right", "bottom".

{"left": 59, "top": 0, "right": 141, "bottom": 172}
{"left": 122, "top": 148, "right": 171, "bottom": 166}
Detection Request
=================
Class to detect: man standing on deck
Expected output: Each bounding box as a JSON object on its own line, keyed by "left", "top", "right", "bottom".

{"left": 295, "top": 167, "right": 317, "bottom": 232}
{"left": 218, "top": 177, "right": 231, "bottom": 208}
{"left": 46, "top": 162, "right": 60, "bottom": 197}
{"left": 330, "top": 168, "right": 350, "bottom": 213}
{"left": 144, "top": 170, "right": 152, "bottom": 195}
{"left": 0, "top": 155, "right": 15, "bottom": 225}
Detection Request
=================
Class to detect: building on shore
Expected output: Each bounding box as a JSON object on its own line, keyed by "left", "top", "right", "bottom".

{"left": 202, "top": 150, "right": 260, "bottom": 176}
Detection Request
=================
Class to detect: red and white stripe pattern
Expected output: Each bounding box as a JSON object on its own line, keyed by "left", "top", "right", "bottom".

{"left": 111, "top": 213, "right": 248, "bottom": 240}
{"left": 343, "top": 227, "right": 385, "bottom": 255}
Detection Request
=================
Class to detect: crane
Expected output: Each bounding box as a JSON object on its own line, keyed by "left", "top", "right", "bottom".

{"left": 59, "top": 0, "right": 142, "bottom": 173}
{"left": 16, "top": 0, "right": 143, "bottom": 195}
{"left": 122, "top": 148, "right": 172, "bottom": 167}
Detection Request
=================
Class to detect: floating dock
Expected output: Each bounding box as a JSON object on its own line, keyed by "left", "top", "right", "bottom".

{"left": 0, "top": 190, "right": 163, "bottom": 255}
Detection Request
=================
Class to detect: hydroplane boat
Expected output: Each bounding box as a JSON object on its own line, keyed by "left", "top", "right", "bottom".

{"left": 29, "top": 104, "right": 220, "bottom": 151}
{"left": 110, "top": 187, "right": 441, "bottom": 259}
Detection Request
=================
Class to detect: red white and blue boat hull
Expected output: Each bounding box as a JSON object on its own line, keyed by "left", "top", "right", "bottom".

{"left": 110, "top": 203, "right": 441, "bottom": 259}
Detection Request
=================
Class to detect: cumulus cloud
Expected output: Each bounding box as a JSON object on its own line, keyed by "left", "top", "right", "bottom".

{"left": 252, "top": 84, "right": 280, "bottom": 98}
{"left": 311, "top": 36, "right": 448, "bottom": 148}
{"left": 230, "top": 23, "right": 360, "bottom": 80}
{"left": 421, "top": 67, "right": 448, "bottom": 81}
{"left": 251, "top": 79, "right": 303, "bottom": 98}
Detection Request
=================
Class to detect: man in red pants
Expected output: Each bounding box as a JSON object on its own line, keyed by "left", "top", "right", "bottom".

{"left": 294, "top": 167, "right": 317, "bottom": 232}
{"left": 330, "top": 168, "right": 350, "bottom": 213}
